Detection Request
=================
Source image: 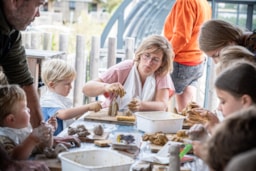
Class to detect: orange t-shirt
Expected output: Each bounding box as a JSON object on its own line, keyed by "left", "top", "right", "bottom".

{"left": 164, "top": 0, "right": 212, "bottom": 66}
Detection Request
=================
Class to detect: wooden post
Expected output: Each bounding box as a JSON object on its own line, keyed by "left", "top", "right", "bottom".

{"left": 31, "top": 32, "right": 42, "bottom": 49}
{"left": 90, "top": 36, "right": 100, "bottom": 80}
{"left": 73, "top": 35, "right": 86, "bottom": 106}
{"left": 124, "top": 37, "right": 135, "bottom": 60}
{"left": 43, "top": 32, "right": 52, "bottom": 50}
{"left": 59, "top": 34, "right": 69, "bottom": 60}
{"left": 107, "top": 37, "right": 116, "bottom": 68}
{"left": 21, "top": 32, "right": 32, "bottom": 48}
{"left": 87, "top": 36, "right": 100, "bottom": 102}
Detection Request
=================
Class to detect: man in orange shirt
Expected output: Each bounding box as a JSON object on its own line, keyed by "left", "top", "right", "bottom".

{"left": 163, "top": 0, "right": 211, "bottom": 112}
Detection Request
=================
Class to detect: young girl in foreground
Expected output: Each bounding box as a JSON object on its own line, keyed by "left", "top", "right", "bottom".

{"left": 188, "top": 61, "right": 256, "bottom": 158}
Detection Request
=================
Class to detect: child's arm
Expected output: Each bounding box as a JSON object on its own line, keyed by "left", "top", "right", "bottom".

{"left": 56, "top": 101, "right": 102, "bottom": 120}
{"left": 11, "top": 134, "right": 39, "bottom": 160}
{"left": 11, "top": 124, "right": 53, "bottom": 160}
{"left": 192, "top": 108, "right": 220, "bottom": 134}
{"left": 187, "top": 124, "right": 209, "bottom": 141}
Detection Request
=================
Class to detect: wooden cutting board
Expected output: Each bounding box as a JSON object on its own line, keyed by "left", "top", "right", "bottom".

{"left": 147, "top": 134, "right": 182, "bottom": 153}
{"left": 84, "top": 110, "right": 135, "bottom": 125}
{"left": 152, "top": 164, "right": 191, "bottom": 171}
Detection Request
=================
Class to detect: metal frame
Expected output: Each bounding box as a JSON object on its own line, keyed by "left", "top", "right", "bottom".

{"left": 100, "top": 0, "right": 255, "bottom": 110}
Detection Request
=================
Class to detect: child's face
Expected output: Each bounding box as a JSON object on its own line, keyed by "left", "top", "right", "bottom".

{"left": 216, "top": 88, "right": 244, "bottom": 117}
{"left": 51, "top": 78, "right": 73, "bottom": 97}
{"left": 205, "top": 49, "right": 221, "bottom": 64}
{"left": 12, "top": 100, "right": 31, "bottom": 129}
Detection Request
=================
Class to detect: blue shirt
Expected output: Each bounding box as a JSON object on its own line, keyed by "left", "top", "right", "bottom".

{"left": 41, "top": 107, "right": 64, "bottom": 136}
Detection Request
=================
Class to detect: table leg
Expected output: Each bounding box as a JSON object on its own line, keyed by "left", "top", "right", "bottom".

{"left": 27, "top": 57, "right": 39, "bottom": 90}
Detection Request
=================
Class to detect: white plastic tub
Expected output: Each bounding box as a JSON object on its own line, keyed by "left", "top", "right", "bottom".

{"left": 135, "top": 111, "right": 185, "bottom": 133}
{"left": 58, "top": 149, "right": 134, "bottom": 171}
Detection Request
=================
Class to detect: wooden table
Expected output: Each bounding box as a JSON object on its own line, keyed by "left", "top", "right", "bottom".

{"left": 54, "top": 113, "right": 205, "bottom": 171}
{"left": 25, "top": 49, "right": 66, "bottom": 89}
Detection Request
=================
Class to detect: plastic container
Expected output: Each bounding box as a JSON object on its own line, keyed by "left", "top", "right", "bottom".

{"left": 58, "top": 149, "right": 134, "bottom": 171}
{"left": 135, "top": 111, "right": 185, "bottom": 133}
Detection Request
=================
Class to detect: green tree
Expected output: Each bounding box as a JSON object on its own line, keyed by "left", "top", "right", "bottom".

{"left": 94, "top": 0, "right": 123, "bottom": 13}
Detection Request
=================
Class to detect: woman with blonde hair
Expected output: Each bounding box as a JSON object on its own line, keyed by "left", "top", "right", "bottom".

{"left": 83, "top": 35, "right": 175, "bottom": 112}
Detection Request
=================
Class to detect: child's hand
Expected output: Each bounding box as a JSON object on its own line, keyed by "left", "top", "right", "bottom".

{"left": 47, "top": 117, "right": 57, "bottom": 132}
{"left": 186, "top": 124, "right": 209, "bottom": 141}
{"left": 193, "top": 109, "right": 220, "bottom": 134}
{"left": 191, "top": 140, "right": 207, "bottom": 159}
{"left": 194, "top": 108, "right": 220, "bottom": 124}
{"left": 12, "top": 160, "right": 50, "bottom": 171}
{"left": 31, "top": 123, "right": 52, "bottom": 143}
{"left": 54, "top": 136, "right": 81, "bottom": 148}
{"left": 88, "top": 101, "right": 102, "bottom": 112}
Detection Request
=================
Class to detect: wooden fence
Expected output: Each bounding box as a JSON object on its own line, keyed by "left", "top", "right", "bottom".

{"left": 21, "top": 31, "right": 135, "bottom": 107}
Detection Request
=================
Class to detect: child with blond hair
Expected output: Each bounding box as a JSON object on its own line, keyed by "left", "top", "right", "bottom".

{"left": 215, "top": 45, "right": 256, "bottom": 74}
{"left": 40, "top": 59, "right": 102, "bottom": 135}
{"left": 0, "top": 84, "right": 54, "bottom": 160}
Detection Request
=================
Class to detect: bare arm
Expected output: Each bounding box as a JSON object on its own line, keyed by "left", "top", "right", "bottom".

{"left": 56, "top": 101, "right": 102, "bottom": 120}
{"left": 11, "top": 124, "right": 53, "bottom": 160}
{"left": 82, "top": 79, "right": 106, "bottom": 97}
{"left": 11, "top": 134, "right": 39, "bottom": 160}
{"left": 128, "top": 88, "right": 169, "bottom": 111}
{"left": 22, "top": 84, "right": 43, "bottom": 128}
{"left": 83, "top": 79, "right": 125, "bottom": 97}
{"left": 0, "top": 145, "right": 49, "bottom": 171}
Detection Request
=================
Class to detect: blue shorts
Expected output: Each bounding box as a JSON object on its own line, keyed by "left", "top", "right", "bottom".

{"left": 171, "top": 61, "right": 205, "bottom": 94}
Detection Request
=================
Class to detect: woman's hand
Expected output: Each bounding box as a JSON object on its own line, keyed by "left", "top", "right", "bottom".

{"left": 128, "top": 98, "right": 141, "bottom": 111}
{"left": 104, "top": 83, "right": 126, "bottom": 97}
